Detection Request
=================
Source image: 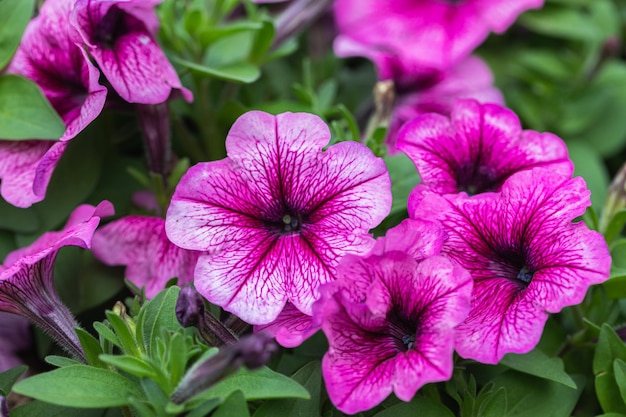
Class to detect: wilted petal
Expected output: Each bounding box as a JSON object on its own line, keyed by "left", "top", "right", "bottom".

{"left": 92, "top": 215, "right": 200, "bottom": 298}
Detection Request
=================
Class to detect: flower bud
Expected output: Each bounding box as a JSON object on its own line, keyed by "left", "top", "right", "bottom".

{"left": 176, "top": 285, "right": 205, "bottom": 328}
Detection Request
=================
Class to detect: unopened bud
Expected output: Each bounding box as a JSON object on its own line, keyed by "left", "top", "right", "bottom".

{"left": 176, "top": 285, "right": 205, "bottom": 328}
{"left": 170, "top": 333, "right": 278, "bottom": 404}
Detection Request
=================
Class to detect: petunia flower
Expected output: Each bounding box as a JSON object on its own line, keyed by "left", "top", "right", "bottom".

{"left": 71, "top": 0, "right": 192, "bottom": 104}
{"left": 318, "top": 218, "right": 472, "bottom": 414}
{"left": 166, "top": 111, "right": 391, "bottom": 325}
{"left": 333, "top": 0, "right": 544, "bottom": 72}
{"left": 256, "top": 216, "right": 449, "bottom": 347}
{"left": 411, "top": 168, "right": 611, "bottom": 364}
{"left": 397, "top": 99, "right": 572, "bottom": 208}
{"left": 0, "top": 201, "right": 114, "bottom": 361}
{"left": 0, "top": 0, "right": 107, "bottom": 208}
{"left": 385, "top": 56, "right": 504, "bottom": 153}
{"left": 92, "top": 215, "right": 201, "bottom": 298}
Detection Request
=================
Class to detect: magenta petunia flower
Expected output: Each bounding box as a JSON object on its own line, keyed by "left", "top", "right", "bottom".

{"left": 385, "top": 56, "right": 503, "bottom": 153}
{"left": 397, "top": 99, "right": 572, "bottom": 208}
{"left": 92, "top": 215, "right": 201, "bottom": 298}
{"left": 166, "top": 111, "right": 391, "bottom": 325}
{"left": 0, "top": 0, "right": 107, "bottom": 208}
{"left": 411, "top": 169, "right": 611, "bottom": 364}
{"left": 0, "top": 201, "right": 114, "bottom": 361}
{"left": 318, "top": 219, "right": 472, "bottom": 414}
{"left": 334, "top": 0, "right": 544, "bottom": 72}
{"left": 71, "top": 0, "right": 192, "bottom": 104}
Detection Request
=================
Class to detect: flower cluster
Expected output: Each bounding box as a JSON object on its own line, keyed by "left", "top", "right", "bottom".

{"left": 1, "top": 0, "right": 190, "bottom": 208}
{"left": 0, "top": 0, "right": 617, "bottom": 415}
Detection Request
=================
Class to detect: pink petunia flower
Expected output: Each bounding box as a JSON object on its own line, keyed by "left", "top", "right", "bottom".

{"left": 318, "top": 218, "right": 472, "bottom": 414}
{"left": 412, "top": 169, "right": 611, "bottom": 364}
{"left": 71, "top": 0, "right": 192, "bottom": 104}
{"left": 165, "top": 111, "right": 391, "bottom": 325}
{"left": 0, "top": 201, "right": 114, "bottom": 361}
{"left": 384, "top": 57, "right": 504, "bottom": 153}
{"left": 0, "top": 0, "right": 107, "bottom": 208}
{"left": 397, "top": 99, "right": 572, "bottom": 207}
{"left": 92, "top": 215, "right": 201, "bottom": 298}
{"left": 256, "top": 216, "right": 451, "bottom": 347}
{"left": 334, "top": 0, "right": 544, "bottom": 72}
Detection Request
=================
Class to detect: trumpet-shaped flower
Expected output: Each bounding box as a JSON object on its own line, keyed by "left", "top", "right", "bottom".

{"left": 0, "top": 0, "right": 107, "bottom": 208}
{"left": 397, "top": 99, "right": 572, "bottom": 207}
{"left": 71, "top": 0, "right": 192, "bottom": 104}
{"left": 334, "top": 0, "right": 544, "bottom": 72}
{"left": 92, "top": 215, "right": 201, "bottom": 298}
{"left": 412, "top": 169, "right": 611, "bottom": 363}
{"left": 318, "top": 219, "right": 472, "bottom": 414}
{"left": 385, "top": 57, "right": 503, "bottom": 153}
{"left": 166, "top": 111, "right": 391, "bottom": 325}
{"left": 0, "top": 201, "right": 114, "bottom": 361}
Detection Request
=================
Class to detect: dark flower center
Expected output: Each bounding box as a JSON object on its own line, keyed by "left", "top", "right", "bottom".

{"left": 266, "top": 210, "right": 307, "bottom": 235}
{"left": 456, "top": 163, "right": 499, "bottom": 195}
{"left": 93, "top": 6, "right": 144, "bottom": 49}
{"left": 491, "top": 248, "right": 535, "bottom": 289}
{"left": 386, "top": 309, "right": 418, "bottom": 352}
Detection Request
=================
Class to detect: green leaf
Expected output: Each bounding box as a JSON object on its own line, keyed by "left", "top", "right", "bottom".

{"left": 518, "top": 6, "right": 601, "bottom": 40}
{"left": 13, "top": 365, "right": 143, "bottom": 408}
{"left": 490, "top": 371, "right": 584, "bottom": 417}
{"left": 604, "top": 210, "right": 626, "bottom": 244}
{"left": 478, "top": 387, "right": 507, "bottom": 417}
{"left": 0, "top": 74, "right": 65, "bottom": 139}
{"left": 45, "top": 355, "right": 83, "bottom": 368}
{"left": 175, "top": 58, "right": 260, "bottom": 83}
{"left": 76, "top": 328, "right": 106, "bottom": 369}
{"left": 105, "top": 310, "right": 140, "bottom": 357}
{"left": 199, "top": 366, "right": 310, "bottom": 402}
{"left": 11, "top": 401, "right": 106, "bottom": 417}
{"left": 372, "top": 398, "right": 455, "bottom": 417}
{"left": 184, "top": 398, "right": 221, "bottom": 417}
{"left": 249, "top": 19, "right": 274, "bottom": 64}
{"left": 384, "top": 153, "right": 420, "bottom": 215}
{"left": 198, "top": 21, "right": 263, "bottom": 47}
{"left": 0, "top": 364, "right": 27, "bottom": 396}
{"left": 253, "top": 361, "right": 322, "bottom": 417}
{"left": 593, "top": 325, "right": 626, "bottom": 413}
{"left": 614, "top": 359, "right": 626, "bottom": 404}
{"left": 500, "top": 349, "right": 577, "bottom": 389}
{"left": 213, "top": 390, "right": 250, "bottom": 417}
{"left": 604, "top": 275, "right": 626, "bottom": 300}
{"left": 139, "top": 286, "right": 182, "bottom": 355}
{"left": 568, "top": 141, "right": 610, "bottom": 208}
{"left": 99, "top": 355, "right": 159, "bottom": 379}
{"left": 0, "top": 0, "right": 35, "bottom": 69}
{"left": 594, "top": 324, "right": 626, "bottom": 375}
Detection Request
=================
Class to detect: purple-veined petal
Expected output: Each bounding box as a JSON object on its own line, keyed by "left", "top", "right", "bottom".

{"left": 92, "top": 215, "right": 200, "bottom": 298}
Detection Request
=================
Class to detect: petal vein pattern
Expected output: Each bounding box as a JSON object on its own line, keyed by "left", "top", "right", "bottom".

{"left": 166, "top": 111, "right": 391, "bottom": 324}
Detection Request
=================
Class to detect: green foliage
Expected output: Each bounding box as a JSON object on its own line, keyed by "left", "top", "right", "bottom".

{"left": 499, "top": 348, "right": 577, "bottom": 389}
{"left": 12, "top": 365, "right": 144, "bottom": 408}
{"left": 0, "top": 74, "right": 65, "bottom": 140}
{"left": 0, "top": 365, "right": 27, "bottom": 396}
{"left": 0, "top": 0, "right": 35, "bottom": 69}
